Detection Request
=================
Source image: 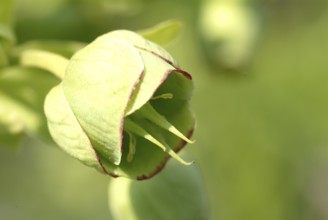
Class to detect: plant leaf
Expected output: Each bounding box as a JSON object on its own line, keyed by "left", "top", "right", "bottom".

{"left": 0, "top": 0, "right": 14, "bottom": 25}
{"left": 138, "top": 20, "right": 182, "bottom": 46}
{"left": 13, "top": 40, "right": 86, "bottom": 59}
{"left": 0, "top": 24, "right": 15, "bottom": 45}
{"left": 20, "top": 49, "right": 69, "bottom": 79}
{"left": 0, "top": 66, "right": 59, "bottom": 148}
{"left": 0, "top": 0, "right": 16, "bottom": 66}
{"left": 0, "top": 25, "right": 15, "bottom": 66}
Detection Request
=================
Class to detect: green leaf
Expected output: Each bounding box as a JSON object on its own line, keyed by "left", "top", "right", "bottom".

{"left": 0, "top": 43, "right": 8, "bottom": 66}
{"left": 20, "top": 49, "right": 69, "bottom": 79}
{"left": 63, "top": 38, "right": 144, "bottom": 165}
{"left": 13, "top": 40, "right": 86, "bottom": 60}
{"left": 0, "top": 0, "right": 14, "bottom": 25}
{"left": 0, "top": 0, "right": 16, "bottom": 66}
{"left": 138, "top": 20, "right": 182, "bottom": 46}
{"left": 0, "top": 24, "right": 15, "bottom": 66}
{"left": 0, "top": 24, "right": 15, "bottom": 44}
{"left": 0, "top": 66, "right": 59, "bottom": 148}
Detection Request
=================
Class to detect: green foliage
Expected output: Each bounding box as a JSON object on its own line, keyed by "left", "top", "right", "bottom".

{"left": 138, "top": 19, "right": 182, "bottom": 46}
{"left": 0, "top": 0, "right": 15, "bottom": 66}
{"left": 0, "top": 67, "right": 59, "bottom": 148}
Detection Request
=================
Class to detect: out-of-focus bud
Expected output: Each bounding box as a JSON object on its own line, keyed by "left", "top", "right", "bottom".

{"left": 199, "top": 0, "right": 260, "bottom": 70}
{"left": 108, "top": 157, "right": 209, "bottom": 220}
{"left": 44, "top": 30, "right": 195, "bottom": 179}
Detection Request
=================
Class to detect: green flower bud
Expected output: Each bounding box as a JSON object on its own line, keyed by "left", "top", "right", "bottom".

{"left": 108, "top": 157, "right": 209, "bottom": 220}
{"left": 44, "top": 30, "right": 195, "bottom": 179}
{"left": 199, "top": 0, "right": 260, "bottom": 69}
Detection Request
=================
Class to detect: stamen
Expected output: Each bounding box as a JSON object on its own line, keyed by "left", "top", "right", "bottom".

{"left": 135, "top": 103, "right": 195, "bottom": 144}
{"left": 124, "top": 118, "right": 193, "bottom": 165}
{"left": 125, "top": 118, "right": 166, "bottom": 151}
{"left": 151, "top": 93, "right": 173, "bottom": 100}
{"left": 126, "top": 131, "right": 136, "bottom": 162}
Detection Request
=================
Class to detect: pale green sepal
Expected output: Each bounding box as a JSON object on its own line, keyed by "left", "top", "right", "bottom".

{"left": 155, "top": 71, "right": 194, "bottom": 101}
{"left": 138, "top": 20, "right": 182, "bottom": 46}
{"left": 44, "top": 84, "right": 100, "bottom": 167}
{"left": 125, "top": 49, "right": 175, "bottom": 115}
{"left": 100, "top": 30, "right": 179, "bottom": 67}
{"left": 63, "top": 38, "right": 144, "bottom": 165}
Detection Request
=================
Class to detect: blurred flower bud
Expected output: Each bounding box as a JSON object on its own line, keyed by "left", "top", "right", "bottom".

{"left": 44, "top": 30, "right": 195, "bottom": 179}
{"left": 108, "top": 157, "right": 209, "bottom": 220}
{"left": 199, "top": 0, "right": 260, "bottom": 69}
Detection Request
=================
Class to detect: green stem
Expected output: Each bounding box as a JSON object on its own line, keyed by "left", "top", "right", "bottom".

{"left": 20, "top": 49, "right": 69, "bottom": 80}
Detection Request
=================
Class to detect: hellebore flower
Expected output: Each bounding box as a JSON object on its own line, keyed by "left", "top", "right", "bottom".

{"left": 44, "top": 30, "right": 195, "bottom": 179}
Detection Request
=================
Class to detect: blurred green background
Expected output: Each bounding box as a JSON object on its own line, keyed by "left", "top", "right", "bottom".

{"left": 1, "top": 0, "right": 328, "bottom": 219}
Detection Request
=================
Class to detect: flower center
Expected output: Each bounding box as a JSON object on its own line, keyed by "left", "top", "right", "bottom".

{"left": 124, "top": 98, "right": 194, "bottom": 165}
